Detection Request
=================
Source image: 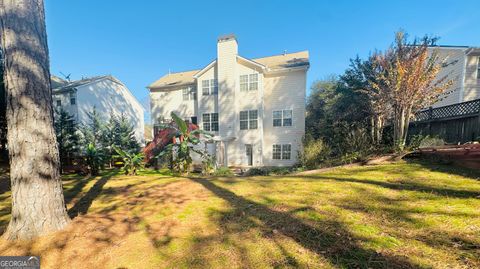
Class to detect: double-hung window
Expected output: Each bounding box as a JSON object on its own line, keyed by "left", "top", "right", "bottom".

{"left": 182, "top": 87, "right": 197, "bottom": 100}
{"left": 56, "top": 100, "right": 61, "bottom": 107}
{"left": 239, "top": 110, "right": 258, "bottom": 130}
{"left": 272, "top": 144, "right": 291, "bottom": 160}
{"left": 202, "top": 79, "right": 218, "bottom": 95}
{"left": 202, "top": 113, "right": 218, "bottom": 131}
{"left": 273, "top": 110, "right": 292, "bottom": 127}
{"left": 239, "top": 73, "right": 259, "bottom": 91}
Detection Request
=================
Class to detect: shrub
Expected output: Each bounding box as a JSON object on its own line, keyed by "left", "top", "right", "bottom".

{"left": 244, "top": 167, "right": 269, "bottom": 176}
{"left": 213, "top": 167, "right": 233, "bottom": 177}
{"left": 418, "top": 136, "right": 445, "bottom": 148}
{"left": 299, "top": 135, "right": 331, "bottom": 169}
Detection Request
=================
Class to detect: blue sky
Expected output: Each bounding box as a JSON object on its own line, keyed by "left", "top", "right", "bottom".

{"left": 44, "top": 0, "right": 480, "bottom": 122}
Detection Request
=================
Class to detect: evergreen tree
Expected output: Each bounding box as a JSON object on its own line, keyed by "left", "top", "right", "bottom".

{"left": 82, "top": 107, "right": 104, "bottom": 147}
{"left": 54, "top": 109, "right": 80, "bottom": 173}
{"left": 116, "top": 113, "right": 140, "bottom": 153}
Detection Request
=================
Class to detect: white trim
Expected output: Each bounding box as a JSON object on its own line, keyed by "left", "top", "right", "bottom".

{"left": 193, "top": 60, "right": 217, "bottom": 78}
{"left": 459, "top": 54, "right": 467, "bottom": 103}
{"left": 236, "top": 55, "right": 266, "bottom": 70}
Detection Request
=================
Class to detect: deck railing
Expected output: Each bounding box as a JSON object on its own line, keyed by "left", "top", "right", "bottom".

{"left": 413, "top": 98, "right": 480, "bottom": 122}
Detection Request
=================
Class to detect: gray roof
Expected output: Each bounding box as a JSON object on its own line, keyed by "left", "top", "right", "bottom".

{"left": 52, "top": 75, "right": 112, "bottom": 93}
{"left": 148, "top": 51, "right": 309, "bottom": 90}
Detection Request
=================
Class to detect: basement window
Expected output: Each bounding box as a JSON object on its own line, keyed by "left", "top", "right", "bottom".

{"left": 272, "top": 144, "right": 291, "bottom": 160}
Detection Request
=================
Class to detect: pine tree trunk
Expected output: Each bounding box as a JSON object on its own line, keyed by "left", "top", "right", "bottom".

{"left": 0, "top": 0, "right": 70, "bottom": 240}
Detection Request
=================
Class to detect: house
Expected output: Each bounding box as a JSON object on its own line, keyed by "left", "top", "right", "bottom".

{"left": 148, "top": 34, "right": 309, "bottom": 167}
{"left": 52, "top": 75, "right": 145, "bottom": 143}
{"left": 429, "top": 46, "right": 480, "bottom": 107}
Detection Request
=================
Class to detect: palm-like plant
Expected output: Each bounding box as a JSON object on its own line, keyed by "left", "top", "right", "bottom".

{"left": 157, "top": 112, "right": 212, "bottom": 174}
{"left": 85, "top": 143, "right": 103, "bottom": 176}
{"left": 113, "top": 145, "right": 144, "bottom": 175}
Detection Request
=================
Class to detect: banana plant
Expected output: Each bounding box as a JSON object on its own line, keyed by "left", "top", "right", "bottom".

{"left": 156, "top": 112, "right": 212, "bottom": 174}
{"left": 113, "top": 145, "right": 144, "bottom": 175}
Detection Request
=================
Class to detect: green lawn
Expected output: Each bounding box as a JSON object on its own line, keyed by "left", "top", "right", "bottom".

{"left": 0, "top": 161, "right": 479, "bottom": 268}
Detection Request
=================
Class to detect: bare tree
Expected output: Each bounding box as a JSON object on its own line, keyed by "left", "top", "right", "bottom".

{"left": 0, "top": 0, "right": 70, "bottom": 240}
{"left": 372, "top": 31, "right": 453, "bottom": 150}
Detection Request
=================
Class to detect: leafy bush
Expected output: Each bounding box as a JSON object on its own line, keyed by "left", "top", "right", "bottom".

{"left": 213, "top": 167, "right": 233, "bottom": 177}
{"left": 418, "top": 136, "right": 445, "bottom": 148}
{"left": 113, "top": 145, "right": 144, "bottom": 175}
{"left": 244, "top": 167, "right": 269, "bottom": 176}
{"left": 299, "top": 135, "right": 331, "bottom": 169}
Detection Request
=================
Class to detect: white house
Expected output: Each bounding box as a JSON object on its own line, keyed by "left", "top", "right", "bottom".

{"left": 148, "top": 35, "right": 309, "bottom": 167}
{"left": 52, "top": 75, "right": 145, "bottom": 143}
{"left": 429, "top": 46, "right": 480, "bottom": 107}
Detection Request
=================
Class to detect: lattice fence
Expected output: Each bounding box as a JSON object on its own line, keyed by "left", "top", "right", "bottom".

{"left": 413, "top": 99, "right": 480, "bottom": 122}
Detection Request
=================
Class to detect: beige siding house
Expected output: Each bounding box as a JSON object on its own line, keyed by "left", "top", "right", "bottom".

{"left": 429, "top": 46, "right": 480, "bottom": 107}
{"left": 148, "top": 35, "right": 309, "bottom": 167}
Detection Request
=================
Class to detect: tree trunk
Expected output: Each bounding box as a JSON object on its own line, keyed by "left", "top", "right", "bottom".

{"left": 0, "top": 0, "right": 70, "bottom": 240}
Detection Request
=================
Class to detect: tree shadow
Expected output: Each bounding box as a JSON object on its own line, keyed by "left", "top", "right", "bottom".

{"left": 405, "top": 159, "right": 480, "bottom": 180}
{"left": 68, "top": 171, "right": 117, "bottom": 219}
{"left": 191, "top": 178, "right": 421, "bottom": 269}
{"left": 301, "top": 174, "right": 480, "bottom": 199}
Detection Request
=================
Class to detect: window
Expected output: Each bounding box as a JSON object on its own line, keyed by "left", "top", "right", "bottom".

{"left": 202, "top": 80, "right": 210, "bottom": 96}
{"left": 70, "top": 98, "right": 76, "bottom": 105}
{"left": 239, "top": 73, "right": 258, "bottom": 91}
{"left": 272, "top": 144, "right": 291, "bottom": 160}
{"left": 202, "top": 79, "right": 218, "bottom": 95}
{"left": 273, "top": 110, "right": 292, "bottom": 127}
{"left": 282, "top": 144, "right": 291, "bottom": 160}
{"left": 477, "top": 57, "right": 480, "bottom": 79}
{"left": 183, "top": 87, "right": 197, "bottom": 100}
{"left": 202, "top": 113, "right": 218, "bottom": 131}
{"left": 240, "top": 75, "right": 248, "bottom": 91}
{"left": 56, "top": 100, "right": 61, "bottom": 107}
{"left": 249, "top": 74, "right": 258, "bottom": 91}
{"left": 239, "top": 110, "right": 258, "bottom": 130}
{"left": 272, "top": 145, "right": 282, "bottom": 160}
{"left": 191, "top": 116, "right": 198, "bottom": 125}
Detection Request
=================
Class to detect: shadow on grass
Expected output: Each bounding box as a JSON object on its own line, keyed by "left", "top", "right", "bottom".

{"left": 405, "top": 159, "right": 480, "bottom": 180}
{"left": 68, "top": 170, "right": 118, "bottom": 219}
{"left": 192, "top": 178, "right": 421, "bottom": 269}
{"left": 302, "top": 174, "right": 480, "bottom": 199}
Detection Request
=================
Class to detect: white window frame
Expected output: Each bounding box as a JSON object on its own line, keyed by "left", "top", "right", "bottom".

{"left": 202, "top": 79, "right": 218, "bottom": 95}
{"left": 239, "top": 73, "right": 259, "bottom": 91}
{"left": 182, "top": 86, "right": 197, "bottom": 101}
{"left": 239, "top": 110, "right": 258, "bottom": 130}
{"left": 272, "top": 144, "right": 291, "bottom": 160}
{"left": 202, "top": 113, "right": 218, "bottom": 131}
{"left": 273, "top": 109, "right": 293, "bottom": 127}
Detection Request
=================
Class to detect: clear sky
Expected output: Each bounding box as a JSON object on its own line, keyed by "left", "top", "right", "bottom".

{"left": 44, "top": 0, "right": 480, "bottom": 123}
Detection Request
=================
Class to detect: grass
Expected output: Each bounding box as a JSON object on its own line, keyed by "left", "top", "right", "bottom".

{"left": 0, "top": 161, "right": 479, "bottom": 268}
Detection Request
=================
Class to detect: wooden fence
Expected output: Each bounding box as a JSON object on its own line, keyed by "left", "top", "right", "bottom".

{"left": 409, "top": 99, "right": 480, "bottom": 143}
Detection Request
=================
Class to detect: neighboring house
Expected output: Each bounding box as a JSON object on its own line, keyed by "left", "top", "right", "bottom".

{"left": 148, "top": 34, "right": 309, "bottom": 167}
{"left": 429, "top": 46, "right": 480, "bottom": 107}
{"left": 52, "top": 75, "right": 145, "bottom": 143}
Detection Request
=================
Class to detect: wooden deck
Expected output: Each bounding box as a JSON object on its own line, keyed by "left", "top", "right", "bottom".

{"left": 417, "top": 144, "right": 480, "bottom": 170}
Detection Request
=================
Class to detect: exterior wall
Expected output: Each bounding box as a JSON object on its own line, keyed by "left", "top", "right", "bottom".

{"left": 52, "top": 90, "right": 78, "bottom": 121}
{"left": 76, "top": 79, "right": 145, "bottom": 143}
{"left": 197, "top": 65, "right": 218, "bottom": 133}
{"left": 150, "top": 85, "right": 197, "bottom": 124}
{"left": 228, "top": 62, "right": 264, "bottom": 167}
{"left": 148, "top": 38, "right": 307, "bottom": 167}
{"left": 429, "top": 47, "right": 467, "bottom": 107}
{"left": 463, "top": 55, "right": 480, "bottom": 102}
{"left": 262, "top": 70, "right": 306, "bottom": 166}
